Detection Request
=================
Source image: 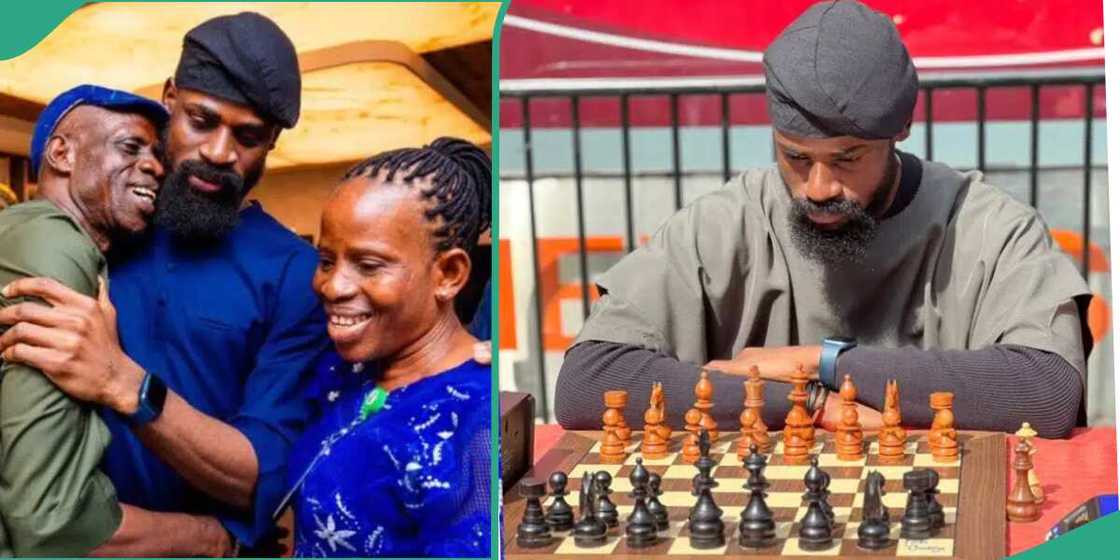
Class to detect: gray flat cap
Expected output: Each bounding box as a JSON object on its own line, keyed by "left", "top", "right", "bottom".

{"left": 764, "top": 1, "right": 918, "bottom": 139}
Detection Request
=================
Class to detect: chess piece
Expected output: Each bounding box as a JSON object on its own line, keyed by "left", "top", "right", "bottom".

{"left": 546, "top": 471, "right": 574, "bottom": 531}
{"left": 797, "top": 499, "right": 833, "bottom": 551}
{"left": 857, "top": 471, "right": 891, "bottom": 550}
{"left": 835, "top": 374, "right": 864, "bottom": 461}
{"left": 739, "top": 444, "right": 776, "bottom": 548}
{"left": 926, "top": 469, "right": 945, "bottom": 530}
{"left": 628, "top": 458, "right": 651, "bottom": 518}
{"left": 803, "top": 457, "right": 834, "bottom": 523}
{"left": 877, "top": 379, "right": 907, "bottom": 465}
{"left": 642, "top": 383, "right": 671, "bottom": 459}
{"left": 647, "top": 473, "right": 670, "bottom": 531}
{"left": 1015, "top": 422, "right": 1044, "bottom": 504}
{"left": 928, "top": 392, "right": 959, "bottom": 463}
{"left": 681, "top": 408, "right": 703, "bottom": 464}
{"left": 782, "top": 364, "right": 815, "bottom": 465}
{"left": 516, "top": 479, "right": 553, "bottom": 548}
{"left": 604, "top": 390, "right": 632, "bottom": 442}
{"left": 737, "top": 367, "right": 772, "bottom": 458}
{"left": 695, "top": 370, "right": 719, "bottom": 440}
{"left": 599, "top": 426, "right": 626, "bottom": 464}
{"left": 900, "top": 469, "right": 934, "bottom": 539}
{"left": 688, "top": 486, "right": 726, "bottom": 549}
{"left": 1007, "top": 438, "right": 1043, "bottom": 522}
{"left": 593, "top": 471, "right": 619, "bottom": 528}
{"left": 625, "top": 496, "right": 659, "bottom": 548}
{"left": 572, "top": 473, "right": 608, "bottom": 548}
{"left": 691, "top": 428, "right": 719, "bottom": 494}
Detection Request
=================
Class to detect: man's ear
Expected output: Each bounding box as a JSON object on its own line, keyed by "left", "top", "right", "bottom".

{"left": 43, "top": 134, "right": 74, "bottom": 176}
{"left": 161, "top": 78, "right": 177, "bottom": 112}
{"left": 432, "top": 248, "right": 471, "bottom": 304}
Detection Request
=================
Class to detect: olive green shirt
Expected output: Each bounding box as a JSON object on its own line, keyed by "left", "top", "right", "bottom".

{"left": 0, "top": 200, "right": 121, "bottom": 556}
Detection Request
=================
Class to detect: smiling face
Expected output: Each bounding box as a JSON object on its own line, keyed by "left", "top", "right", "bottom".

{"left": 155, "top": 84, "right": 278, "bottom": 240}
{"left": 313, "top": 174, "right": 470, "bottom": 364}
{"left": 56, "top": 106, "right": 164, "bottom": 240}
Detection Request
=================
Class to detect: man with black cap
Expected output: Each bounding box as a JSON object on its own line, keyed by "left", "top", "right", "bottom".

{"left": 0, "top": 13, "right": 329, "bottom": 554}
{"left": 0, "top": 85, "right": 166, "bottom": 555}
{"left": 555, "top": 0, "right": 1090, "bottom": 440}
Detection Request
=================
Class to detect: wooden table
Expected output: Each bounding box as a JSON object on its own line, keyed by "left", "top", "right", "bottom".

{"left": 525, "top": 425, "right": 1117, "bottom": 557}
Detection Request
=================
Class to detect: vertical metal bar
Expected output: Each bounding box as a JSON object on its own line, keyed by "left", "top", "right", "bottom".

{"left": 521, "top": 97, "right": 550, "bottom": 422}
{"left": 976, "top": 86, "right": 986, "bottom": 173}
{"left": 720, "top": 92, "right": 731, "bottom": 182}
{"left": 670, "top": 93, "right": 683, "bottom": 210}
{"left": 1081, "top": 84, "right": 1093, "bottom": 278}
{"left": 924, "top": 88, "right": 934, "bottom": 161}
{"left": 571, "top": 95, "right": 592, "bottom": 319}
{"left": 10, "top": 156, "right": 25, "bottom": 201}
{"left": 621, "top": 94, "right": 636, "bottom": 252}
{"left": 1029, "top": 84, "right": 1040, "bottom": 208}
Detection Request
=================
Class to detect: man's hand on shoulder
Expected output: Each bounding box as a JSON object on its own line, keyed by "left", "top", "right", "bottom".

{"left": 0, "top": 277, "right": 145, "bottom": 414}
{"left": 705, "top": 345, "right": 823, "bottom": 382}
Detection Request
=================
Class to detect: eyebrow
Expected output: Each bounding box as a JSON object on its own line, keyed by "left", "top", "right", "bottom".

{"left": 777, "top": 143, "right": 869, "bottom": 159}
{"left": 184, "top": 101, "right": 268, "bottom": 131}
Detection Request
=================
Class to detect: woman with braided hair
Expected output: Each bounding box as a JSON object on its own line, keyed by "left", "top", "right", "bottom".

{"left": 286, "top": 137, "right": 492, "bottom": 557}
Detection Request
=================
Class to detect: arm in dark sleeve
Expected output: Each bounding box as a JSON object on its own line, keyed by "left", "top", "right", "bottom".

{"left": 557, "top": 340, "right": 790, "bottom": 431}
{"left": 840, "top": 344, "right": 1082, "bottom": 438}
{"left": 220, "top": 248, "right": 331, "bottom": 545}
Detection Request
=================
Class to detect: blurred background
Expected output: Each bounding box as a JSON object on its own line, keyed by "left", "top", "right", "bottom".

{"left": 0, "top": 1, "right": 499, "bottom": 326}
{"left": 496, "top": 0, "right": 1113, "bottom": 427}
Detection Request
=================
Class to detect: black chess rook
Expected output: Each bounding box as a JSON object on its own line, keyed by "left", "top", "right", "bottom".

{"left": 516, "top": 479, "right": 553, "bottom": 548}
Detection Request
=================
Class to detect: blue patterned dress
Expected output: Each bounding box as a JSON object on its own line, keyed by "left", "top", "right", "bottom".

{"left": 287, "top": 354, "right": 491, "bottom": 557}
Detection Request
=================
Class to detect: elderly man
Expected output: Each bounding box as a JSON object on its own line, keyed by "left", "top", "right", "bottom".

{"left": 555, "top": 0, "right": 1089, "bottom": 439}
{"left": 0, "top": 13, "right": 329, "bottom": 555}
{"left": 0, "top": 86, "right": 166, "bottom": 555}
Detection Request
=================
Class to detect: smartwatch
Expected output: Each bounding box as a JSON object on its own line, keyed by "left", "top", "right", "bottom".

{"left": 130, "top": 371, "right": 168, "bottom": 425}
{"left": 819, "top": 337, "right": 857, "bottom": 391}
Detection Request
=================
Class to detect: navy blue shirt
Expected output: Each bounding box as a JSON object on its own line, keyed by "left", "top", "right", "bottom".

{"left": 103, "top": 202, "right": 331, "bottom": 546}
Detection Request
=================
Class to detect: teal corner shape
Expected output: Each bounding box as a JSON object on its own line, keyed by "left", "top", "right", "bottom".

{"left": 1011, "top": 511, "right": 1119, "bottom": 558}
{"left": 0, "top": 1, "right": 85, "bottom": 61}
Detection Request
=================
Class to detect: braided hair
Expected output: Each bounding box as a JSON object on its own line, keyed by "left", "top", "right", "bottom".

{"left": 343, "top": 137, "right": 491, "bottom": 253}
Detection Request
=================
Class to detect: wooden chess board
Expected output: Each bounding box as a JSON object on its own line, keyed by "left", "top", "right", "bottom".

{"left": 503, "top": 430, "right": 1005, "bottom": 559}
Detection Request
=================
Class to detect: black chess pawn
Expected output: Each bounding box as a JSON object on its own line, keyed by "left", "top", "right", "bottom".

{"left": 900, "top": 469, "right": 934, "bottom": 540}
{"left": 739, "top": 444, "right": 776, "bottom": 548}
{"left": 647, "top": 473, "right": 670, "bottom": 531}
{"left": 857, "top": 471, "right": 891, "bottom": 550}
{"left": 625, "top": 496, "right": 659, "bottom": 549}
{"left": 925, "top": 469, "right": 945, "bottom": 531}
{"left": 688, "top": 486, "right": 726, "bottom": 549}
{"left": 572, "top": 472, "right": 608, "bottom": 548}
{"left": 546, "top": 471, "right": 574, "bottom": 531}
{"left": 629, "top": 458, "right": 651, "bottom": 501}
{"left": 516, "top": 479, "right": 553, "bottom": 548}
{"left": 797, "top": 498, "right": 834, "bottom": 551}
{"left": 593, "top": 470, "right": 619, "bottom": 528}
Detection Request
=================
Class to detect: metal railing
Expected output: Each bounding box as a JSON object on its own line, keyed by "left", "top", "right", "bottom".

{"left": 501, "top": 68, "right": 1107, "bottom": 421}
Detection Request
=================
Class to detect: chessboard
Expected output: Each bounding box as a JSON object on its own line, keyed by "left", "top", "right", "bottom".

{"left": 502, "top": 430, "right": 1005, "bottom": 559}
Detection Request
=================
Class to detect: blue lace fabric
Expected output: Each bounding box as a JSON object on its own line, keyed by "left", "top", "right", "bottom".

{"left": 288, "top": 353, "right": 492, "bottom": 557}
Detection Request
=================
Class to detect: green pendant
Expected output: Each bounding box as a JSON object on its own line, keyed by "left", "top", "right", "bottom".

{"left": 359, "top": 386, "right": 389, "bottom": 422}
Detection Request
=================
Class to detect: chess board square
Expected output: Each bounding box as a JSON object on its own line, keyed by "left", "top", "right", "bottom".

{"left": 867, "top": 440, "right": 919, "bottom": 455}
{"left": 914, "top": 453, "right": 961, "bottom": 467}
{"left": 896, "top": 538, "right": 955, "bottom": 557}
{"left": 568, "top": 463, "right": 622, "bottom": 480}
{"left": 779, "top": 536, "right": 843, "bottom": 556}
{"left": 624, "top": 452, "right": 677, "bottom": 466}
{"left": 553, "top": 533, "right": 622, "bottom": 555}
{"left": 588, "top": 438, "right": 641, "bottom": 454}
{"left": 762, "top": 492, "right": 805, "bottom": 508}
{"left": 817, "top": 452, "right": 868, "bottom": 467}
{"left": 662, "top": 464, "right": 698, "bottom": 479}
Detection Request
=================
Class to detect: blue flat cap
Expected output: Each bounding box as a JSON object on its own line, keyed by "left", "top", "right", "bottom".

{"left": 30, "top": 84, "right": 169, "bottom": 179}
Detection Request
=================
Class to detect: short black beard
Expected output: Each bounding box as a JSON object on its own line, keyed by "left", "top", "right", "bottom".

{"left": 155, "top": 159, "right": 245, "bottom": 243}
{"left": 787, "top": 153, "right": 898, "bottom": 265}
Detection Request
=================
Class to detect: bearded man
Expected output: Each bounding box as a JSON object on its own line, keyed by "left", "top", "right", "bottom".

{"left": 555, "top": 0, "right": 1090, "bottom": 439}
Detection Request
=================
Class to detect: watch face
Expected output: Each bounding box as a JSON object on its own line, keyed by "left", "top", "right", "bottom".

{"left": 147, "top": 374, "right": 168, "bottom": 415}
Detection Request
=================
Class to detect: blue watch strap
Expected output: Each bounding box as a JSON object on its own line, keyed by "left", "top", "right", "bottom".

{"left": 130, "top": 371, "right": 168, "bottom": 425}
{"left": 819, "top": 337, "right": 856, "bottom": 390}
